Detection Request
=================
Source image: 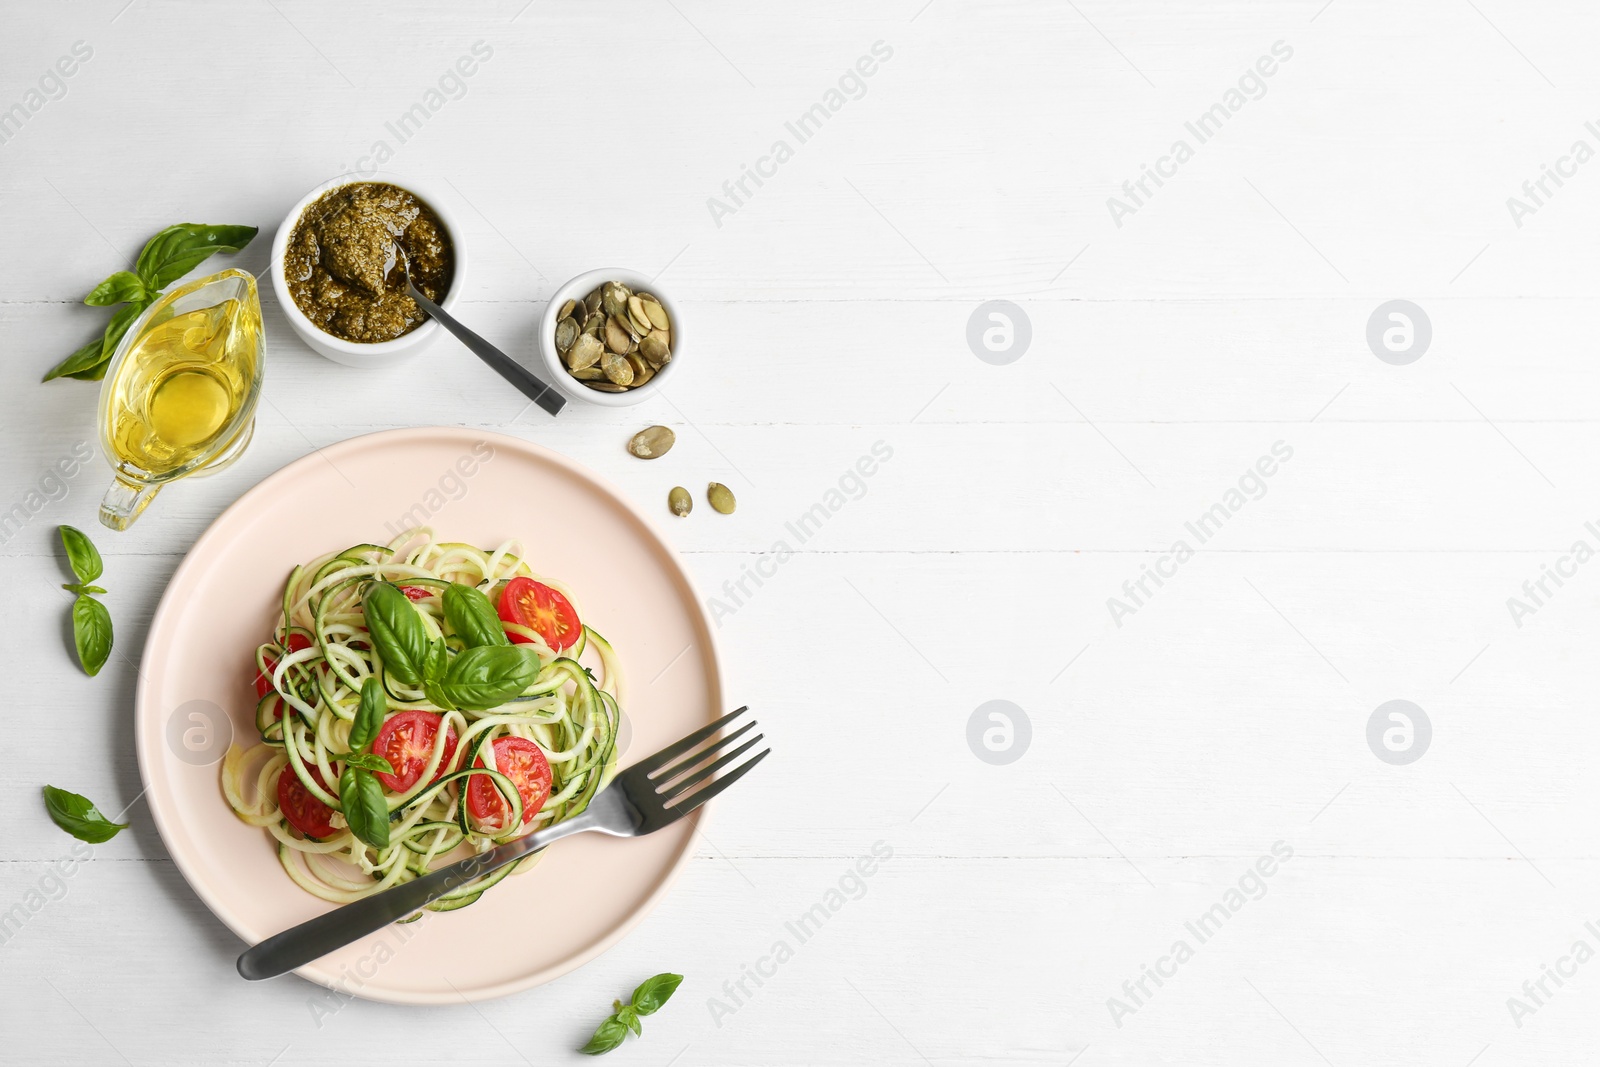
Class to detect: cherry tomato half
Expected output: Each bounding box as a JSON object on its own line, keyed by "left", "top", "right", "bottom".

{"left": 496, "top": 577, "right": 581, "bottom": 652}
{"left": 254, "top": 632, "right": 313, "bottom": 699}
{"left": 277, "top": 765, "right": 337, "bottom": 839}
{"left": 372, "top": 711, "right": 459, "bottom": 793}
{"left": 466, "top": 737, "right": 553, "bottom": 830}
{"left": 399, "top": 585, "right": 433, "bottom": 601}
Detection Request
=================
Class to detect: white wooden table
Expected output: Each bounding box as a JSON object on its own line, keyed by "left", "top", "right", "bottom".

{"left": 4, "top": 1, "right": 1597, "bottom": 1062}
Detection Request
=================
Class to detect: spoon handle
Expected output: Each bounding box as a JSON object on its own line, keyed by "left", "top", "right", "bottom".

{"left": 408, "top": 285, "right": 565, "bottom": 416}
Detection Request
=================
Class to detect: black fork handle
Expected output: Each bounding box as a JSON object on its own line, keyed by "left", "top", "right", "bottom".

{"left": 410, "top": 286, "right": 565, "bottom": 417}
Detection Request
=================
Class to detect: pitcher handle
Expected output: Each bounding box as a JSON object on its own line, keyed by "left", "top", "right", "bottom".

{"left": 99, "top": 474, "right": 161, "bottom": 531}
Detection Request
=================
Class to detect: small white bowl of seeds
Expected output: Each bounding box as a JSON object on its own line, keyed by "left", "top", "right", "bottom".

{"left": 538, "top": 268, "right": 680, "bottom": 407}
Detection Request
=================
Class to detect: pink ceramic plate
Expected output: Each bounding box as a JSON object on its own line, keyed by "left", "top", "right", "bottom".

{"left": 135, "top": 427, "right": 722, "bottom": 1003}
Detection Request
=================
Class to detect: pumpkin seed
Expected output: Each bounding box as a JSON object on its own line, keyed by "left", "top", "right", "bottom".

{"left": 571, "top": 365, "right": 607, "bottom": 381}
{"left": 630, "top": 356, "right": 655, "bottom": 386}
{"left": 602, "top": 282, "right": 629, "bottom": 317}
{"left": 604, "top": 316, "right": 632, "bottom": 354}
{"left": 668, "top": 486, "right": 692, "bottom": 517}
{"left": 557, "top": 298, "right": 577, "bottom": 320}
{"left": 627, "top": 425, "right": 675, "bottom": 459}
{"left": 707, "top": 482, "right": 736, "bottom": 514}
{"left": 584, "top": 287, "right": 603, "bottom": 316}
{"left": 567, "top": 333, "right": 604, "bottom": 371}
{"left": 601, "top": 350, "right": 634, "bottom": 386}
{"left": 585, "top": 381, "right": 630, "bottom": 393}
{"left": 627, "top": 296, "right": 653, "bottom": 335}
{"left": 640, "top": 296, "right": 669, "bottom": 331}
{"left": 639, "top": 333, "right": 669, "bottom": 362}
{"left": 555, "top": 317, "right": 578, "bottom": 353}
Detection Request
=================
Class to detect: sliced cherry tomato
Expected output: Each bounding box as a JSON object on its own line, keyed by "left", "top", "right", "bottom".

{"left": 496, "top": 577, "right": 581, "bottom": 651}
{"left": 399, "top": 585, "right": 433, "bottom": 601}
{"left": 254, "top": 632, "right": 313, "bottom": 699}
{"left": 466, "top": 736, "right": 553, "bottom": 829}
{"left": 277, "top": 765, "right": 337, "bottom": 839}
{"left": 372, "top": 711, "right": 459, "bottom": 793}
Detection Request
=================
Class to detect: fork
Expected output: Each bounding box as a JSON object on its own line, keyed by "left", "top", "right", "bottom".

{"left": 236, "top": 706, "right": 767, "bottom": 980}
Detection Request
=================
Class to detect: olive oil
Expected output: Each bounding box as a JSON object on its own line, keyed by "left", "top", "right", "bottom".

{"left": 96, "top": 269, "right": 264, "bottom": 530}
{"left": 103, "top": 296, "right": 259, "bottom": 475}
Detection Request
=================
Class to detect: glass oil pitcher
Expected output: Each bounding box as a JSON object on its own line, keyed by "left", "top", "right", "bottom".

{"left": 96, "top": 268, "right": 264, "bottom": 530}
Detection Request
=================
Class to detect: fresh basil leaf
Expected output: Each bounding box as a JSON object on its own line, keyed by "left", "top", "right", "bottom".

{"left": 105, "top": 297, "right": 153, "bottom": 354}
{"left": 578, "top": 1015, "right": 629, "bottom": 1056}
{"left": 344, "top": 752, "right": 395, "bottom": 774}
{"left": 349, "top": 676, "right": 386, "bottom": 750}
{"left": 61, "top": 361, "right": 113, "bottom": 382}
{"left": 421, "top": 639, "right": 457, "bottom": 711}
{"left": 619, "top": 1008, "right": 642, "bottom": 1036}
{"left": 443, "top": 583, "right": 510, "bottom": 648}
{"left": 339, "top": 767, "right": 390, "bottom": 849}
{"left": 84, "top": 270, "right": 149, "bottom": 307}
{"left": 43, "top": 337, "right": 110, "bottom": 383}
{"left": 630, "top": 973, "right": 683, "bottom": 1016}
{"left": 437, "top": 645, "right": 539, "bottom": 711}
{"left": 363, "top": 582, "right": 430, "bottom": 686}
{"left": 71, "top": 594, "right": 113, "bottom": 677}
{"left": 135, "top": 223, "right": 258, "bottom": 290}
{"left": 48, "top": 292, "right": 151, "bottom": 382}
{"left": 424, "top": 639, "right": 450, "bottom": 684}
{"left": 62, "top": 583, "right": 107, "bottom": 595}
{"left": 71, "top": 295, "right": 158, "bottom": 383}
{"left": 59, "top": 525, "right": 103, "bottom": 583}
{"left": 42, "top": 785, "right": 127, "bottom": 843}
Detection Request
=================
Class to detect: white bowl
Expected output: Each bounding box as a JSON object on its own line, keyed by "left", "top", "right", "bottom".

{"left": 269, "top": 174, "right": 468, "bottom": 368}
{"left": 538, "top": 268, "right": 683, "bottom": 406}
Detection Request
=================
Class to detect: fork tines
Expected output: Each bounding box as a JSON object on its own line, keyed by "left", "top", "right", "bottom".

{"left": 640, "top": 706, "right": 768, "bottom": 814}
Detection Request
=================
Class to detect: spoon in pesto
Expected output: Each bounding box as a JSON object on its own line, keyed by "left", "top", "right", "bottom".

{"left": 387, "top": 243, "right": 565, "bottom": 416}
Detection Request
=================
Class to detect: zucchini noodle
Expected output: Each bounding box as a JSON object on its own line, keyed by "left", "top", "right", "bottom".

{"left": 222, "top": 528, "right": 621, "bottom": 911}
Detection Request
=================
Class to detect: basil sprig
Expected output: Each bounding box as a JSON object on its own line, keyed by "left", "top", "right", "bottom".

{"left": 418, "top": 634, "right": 538, "bottom": 713}
{"left": 60, "top": 524, "right": 103, "bottom": 583}
{"left": 43, "top": 785, "right": 128, "bottom": 843}
{"left": 44, "top": 222, "right": 257, "bottom": 382}
{"left": 433, "top": 645, "right": 540, "bottom": 711}
{"left": 337, "top": 676, "right": 395, "bottom": 849}
{"left": 631, "top": 973, "right": 684, "bottom": 1015}
{"left": 84, "top": 271, "right": 148, "bottom": 307}
{"left": 367, "top": 579, "right": 534, "bottom": 706}
{"left": 348, "top": 677, "right": 387, "bottom": 751}
{"left": 580, "top": 974, "right": 684, "bottom": 1055}
{"left": 46, "top": 301, "right": 152, "bottom": 381}
{"left": 62, "top": 543, "right": 108, "bottom": 599}
{"left": 339, "top": 764, "right": 391, "bottom": 850}
{"left": 443, "top": 582, "right": 510, "bottom": 648}
{"left": 422, "top": 639, "right": 455, "bottom": 710}
{"left": 136, "top": 223, "right": 258, "bottom": 289}
{"left": 363, "top": 582, "right": 432, "bottom": 686}
{"left": 59, "top": 526, "right": 112, "bottom": 676}
{"left": 71, "top": 596, "right": 113, "bottom": 677}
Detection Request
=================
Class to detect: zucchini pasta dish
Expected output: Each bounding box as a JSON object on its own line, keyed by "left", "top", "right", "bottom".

{"left": 222, "top": 528, "right": 620, "bottom": 912}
